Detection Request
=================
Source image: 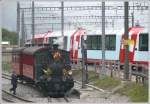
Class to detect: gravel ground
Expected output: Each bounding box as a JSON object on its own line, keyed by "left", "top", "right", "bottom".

{"left": 2, "top": 71, "right": 130, "bottom": 103}
{"left": 74, "top": 84, "right": 130, "bottom": 103}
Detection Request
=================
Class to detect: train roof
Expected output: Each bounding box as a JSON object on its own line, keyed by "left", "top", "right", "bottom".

{"left": 12, "top": 47, "right": 26, "bottom": 53}
{"left": 22, "top": 46, "right": 49, "bottom": 55}
{"left": 27, "top": 29, "right": 85, "bottom": 40}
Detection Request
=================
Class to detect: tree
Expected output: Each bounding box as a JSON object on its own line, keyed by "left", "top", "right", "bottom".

{"left": 2, "top": 28, "right": 18, "bottom": 45}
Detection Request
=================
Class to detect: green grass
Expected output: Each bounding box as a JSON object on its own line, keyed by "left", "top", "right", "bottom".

{"left": 73, "top": 69, "right": 121, "bottom": 90}
{"left": 73, "top": 70, "right": 82, "bottom": 81}
{"left": 92, "top": 76, "right": 121, "bottom": 90}
{"left": 88, "top": 71, "right": 99, "bottom": 81}
{"left": 117, "top": 82, "right": 148, "bottom": 102}
{"left": 73, "top": 69, "right": 99, "bottom": 81}
{"left": 2, "top": 62, "right": 11, "bottom": 72}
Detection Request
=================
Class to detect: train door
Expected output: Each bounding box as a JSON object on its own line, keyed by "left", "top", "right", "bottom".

{"left": 69, "top": 28, "right": 86, "bottom": 61}
{"left": 119, "top": 26, "right": 144, "bottom": 64}
{"left": 35, "top": 50, "right": 50, "bottom": 80}
{"left": 134, "top": 32, "right": 149, "bottom": 64}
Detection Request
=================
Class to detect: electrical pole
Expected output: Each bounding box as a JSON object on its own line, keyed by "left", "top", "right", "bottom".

{"left": 81, "top": 36, "right": 87, "bottom": 88}
{"left": 101, "top": 2, "right": 106, "bottom": 79}
{"left": 132, "top": 2, "right": 134, "bottom": 27}
{"left": 131, "top": 12, "right": 134, "bottom": 27}
{"left": 21, "top": 10, "right": 25, "bottom": 46}
{"left": 124, "top": 2, "right": 129, "bottom": 80}
{"left": 32, "top": 1, "right": 35, "bottom": 46}
{"left": 17, "top": 2, "right": 20, "bottom": 47}
{"left": 61, "top": 1, "right": 65, "bottom": 49}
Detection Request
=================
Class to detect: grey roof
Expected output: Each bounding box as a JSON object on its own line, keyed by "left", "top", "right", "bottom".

{"left": 12, "top": 47, "right": 26, "bottom": 53}
{"left": 22, "top": 46, "right": 48, "bottom": 55}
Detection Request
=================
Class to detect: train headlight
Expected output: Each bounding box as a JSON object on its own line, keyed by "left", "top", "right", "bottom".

{"left": 68, "top": 70, "right": 72, "bottom": 75}
{"left": 63, "top": 69, "right": 67, "bottom": 75}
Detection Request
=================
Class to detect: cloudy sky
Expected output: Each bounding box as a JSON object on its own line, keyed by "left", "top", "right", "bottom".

{"left": 1, "top": 0, "right": 18, "bottom": 31}
{"left": 1, "top": 0, "right": 149, "bottom": 32}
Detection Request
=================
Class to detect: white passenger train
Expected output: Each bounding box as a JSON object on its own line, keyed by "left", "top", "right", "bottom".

{"left": 26, "top": 26, "right": 149, "bottom": 66}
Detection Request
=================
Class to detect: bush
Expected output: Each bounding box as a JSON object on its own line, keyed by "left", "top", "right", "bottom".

{"left": 2, "top": 62, "right": 11, "bottom": 72}
{"left": 2, "top": 28, "right": 18, "bottom": 45}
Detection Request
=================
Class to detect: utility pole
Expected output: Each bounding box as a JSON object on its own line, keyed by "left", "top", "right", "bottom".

{"left": 131, "top": 12, "right": 134, "bottom": 27}
{"left": 132, "top": 2, "right": 134, "bottom": 27}
{"left": 61, "top": 1, "right": 65, "bottom": 49}
{"left": 101, "top": 2, "right": 106, "bottom": 79}
{"left": 32, "top": 1, "right": 35, "bottom": 46}
{"left": 124, "top": 2, "right": 129, "bottom": 80}
{"left": 81, "top": 36, "right": 88, "bottom": 88}
{"left": 21, "top": 10, "right": 25, "bottom": 46}
{"left": 17, "top": 2, "right": 20, "bottom": 47}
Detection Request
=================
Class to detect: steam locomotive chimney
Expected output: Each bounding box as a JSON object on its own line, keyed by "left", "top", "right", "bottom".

{"left": 53, "top": 44, "right": 59, "bottom": 50}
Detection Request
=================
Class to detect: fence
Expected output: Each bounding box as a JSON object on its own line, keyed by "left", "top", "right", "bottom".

{"left": 2, "top": 49, "right": 12, "bottom": 72}
{"left": 72, "top": 59, "right": 148, "bottom": 85}
{"left": 103, "top": 61, "right": 148, "bottom": 85}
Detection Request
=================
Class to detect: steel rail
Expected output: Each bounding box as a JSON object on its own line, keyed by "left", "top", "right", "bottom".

{"left": 2, "top": 90, "right": 34, "bottom": 103}
{"left": 2, "top": 97, "right": 15, "bottom": 103}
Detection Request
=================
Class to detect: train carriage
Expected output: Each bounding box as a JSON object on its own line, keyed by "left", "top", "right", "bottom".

{"left": 11, "top": 45, "right": 74, "bottom": 97}
{"left": 11, "top": 47, "right": 26, "bottom": 76}
{"left": 25, "top": 26, "right": 149, "bottom": 66}
{"left": 21, "top": 46, "right": 51, "bottom": 81}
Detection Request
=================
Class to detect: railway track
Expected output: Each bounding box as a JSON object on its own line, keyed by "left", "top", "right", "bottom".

{"left": 2, "top": 73, "right": 36, "bottom": 103}
{"left": 47, "top": 96, "right": 70, "bottom": 102}
{"left": 2, "top": 73, "right": 11, "bottom": 80}
{"left": 2, "top": 73, "right": 74, "bottom": 103}
{"left": 2, "top": 90, "right": 34, "bottom": 103}
{"left": 2, "top": 72, "right": 107, "bottom": 102}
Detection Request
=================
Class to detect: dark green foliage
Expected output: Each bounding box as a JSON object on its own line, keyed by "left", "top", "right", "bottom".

{"left": 2, "top": 62, "right": 11, "bottom": 72}
{"left": 2, "top": 28, "right": 18, "bottom": 45}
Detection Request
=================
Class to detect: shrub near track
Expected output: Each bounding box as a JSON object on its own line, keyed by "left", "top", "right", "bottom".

{"left": 117, "top": 82, "right": 148, "bottom": 102}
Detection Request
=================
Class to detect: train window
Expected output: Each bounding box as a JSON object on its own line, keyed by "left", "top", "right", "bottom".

{"left": 86, "top": 35, "right": 101, "bottom": 50}
{"left": 49, "top": 37, "right": 57, "bottom": 44}
{"left": 105, "top": 35, "right": 116, "bottom": 50}
{"left": 86, "top": 35, "right": 116, "bottom": 50}
{"left": 36, "top": 54, "right": 46, "bottom": 64}
{"left": 40, "top": 55, "right": 46, "bottom": 63}
{"left": 139, "top": 33, "right": 148, "bottom": 51}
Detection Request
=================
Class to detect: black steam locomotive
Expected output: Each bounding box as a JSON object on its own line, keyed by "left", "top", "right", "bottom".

{"left": 11, "top": 44, "right": 74, "bottom": 97}
{"left": 37, "top": 45, "right": 74, "bottom": 97}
